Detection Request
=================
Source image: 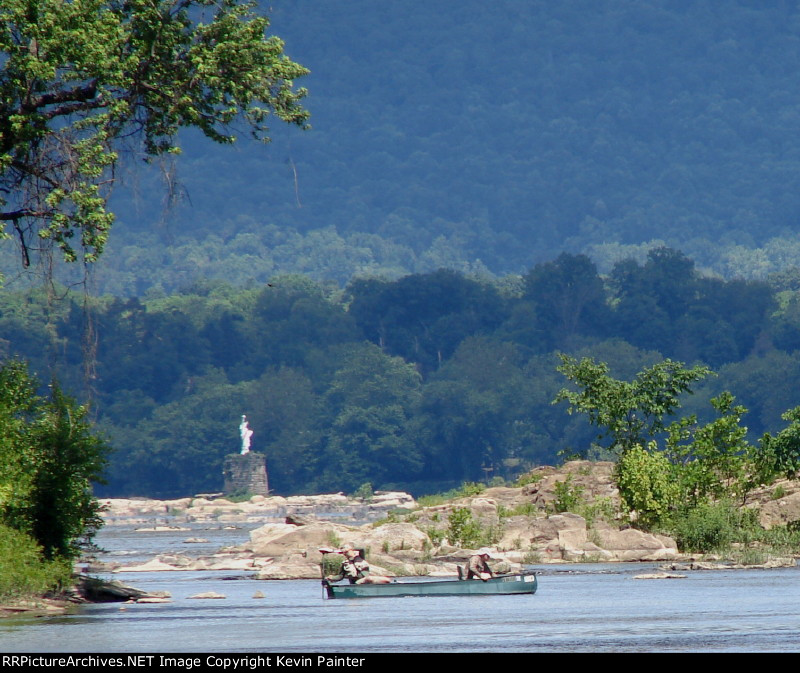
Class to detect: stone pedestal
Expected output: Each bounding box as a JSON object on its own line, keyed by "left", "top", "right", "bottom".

{"left": 223, "top": 452, "right": 269, "bottom": 496}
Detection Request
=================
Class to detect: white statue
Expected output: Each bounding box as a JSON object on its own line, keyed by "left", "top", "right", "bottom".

{"left": 239, "top": 414, "right": 253, "bottom": 454}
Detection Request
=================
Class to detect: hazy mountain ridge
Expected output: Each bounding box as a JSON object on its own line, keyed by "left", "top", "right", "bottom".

{"left": 6, "top": 0, "right": 800, "bottom": 294}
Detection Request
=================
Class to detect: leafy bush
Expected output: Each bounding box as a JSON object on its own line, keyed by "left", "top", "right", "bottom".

{"left": 446, "top": 507, "right": 486, "bottom": 548}
{"left": 579, "top": 497, "right": 617, "bottom": 527}
{"left": 226, "top": 490, "right": 256, "bottom": 503}
{"left": 514, "top": 472, "right": 543, "bottom": 487}
{"left": 321, "top": 553, "right": 343, "bottom": 577}
{"left": 772, "top": 485, "right": 787, "bottom": 500}
{"left": 668, "top": 501, "right": 761, "bottom": 554}
{"left": 503, "top": 502, "right": 538, "bottom": 517}
{"left": 425, "top": 526, "right": 446, "bottom": 546}
{"left": 0, "top": 363, "right": 110, "bottom": 563}
{"left": 459, "top": 482, "right": 487, "bottom": 497}
{"left": 615, "top": 443, "right": 680, "bottom": 528}
{"left": 552, "top": 474, "right": 585, "bottom": 514}
{"left": 757, "top": 523, "right": 800, "bottom": 555}
{"left": 0, "top": 525, "right": 71, "bottom": 601}
{"left": 352, "top": 482, "right": 374, "bottom": 501}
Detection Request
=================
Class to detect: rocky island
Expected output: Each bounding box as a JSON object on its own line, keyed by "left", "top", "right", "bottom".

{"left": 86, "top": 461, "right": 800, "bottom": 583}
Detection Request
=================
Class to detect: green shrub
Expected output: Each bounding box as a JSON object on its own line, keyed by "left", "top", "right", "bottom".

{"left": 325, "top": 531, "right": 342, "bottom": 548}
{"left": 424, "top": 526, "right": 445, "bottom": 546}
{"left": 772, "top": 485, "right": 787, "bottom": 500}
{"left": 446, "top": 507, "right": 485, "bottom": 548}
{"left": 552, "top": 474, "right": 584, "bottom": 513}
{"left": 0, "top": 524, "right": 72, "bottom": 601}
{"left": 459, "top": 482, "right": 486, "bottom": 497}
{"left": 226, "top": 490, "right": 255, "bottom": 503}
{"left": 352, "top": 482, "right": 374, "bottom": 501}
{"left": 503, "top": 502, "right": 538, "bottom": 517}
{"left": 321, "top": 553, "right": 343, "bottom": 577}
{"left": 580, "top": 497, "right": 617, "bottom": 526}
{"left": 514, "top": 472, "right": 543, "bottom": 487}
{"left": 756, "top": 522, "right": 800, "bottom": 554}
{"left": 0, "top": 363, "right": 109, "bottom": 562}
{"left": 668, "top": 500, "right": 761, "bottom": 554}
{"left": 615, "top": 443, "right": 680, "bottom": 528}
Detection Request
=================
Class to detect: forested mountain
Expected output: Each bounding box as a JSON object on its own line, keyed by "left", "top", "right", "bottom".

{"left": 3, "top": 249, "right": 800, "bottom": 498}
{"left": 5, "top": 0, "right": 800, "bottom": 294}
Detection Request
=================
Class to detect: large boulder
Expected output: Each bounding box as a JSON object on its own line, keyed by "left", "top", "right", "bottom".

{"left": 356, "top": 523, "right": 431, "bottom": 553}
{"left": 368, "top": 491, "right": 417, "bottom": 511}
{"left": 754, "top": 490, "right": 800, "bottom": 529}
{"left": 467, "top": 498, "right": 499, "bottom": 518}
{"left": 497, "top": 512, "right": 587, "bottom": 550}
{"left": 76, "top": 576, "right": 171, "bottom": 603}
{"left": 591, "top": 522, "right": 678, "bottom": 561}
{"left": 255, "top": 554, "right": 324, "bottom": 579}
{"left": 247, "top": 522, "right": 356, "bottom": 558}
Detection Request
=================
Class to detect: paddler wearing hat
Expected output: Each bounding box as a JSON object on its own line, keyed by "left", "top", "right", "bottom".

{"left": 466, "top": 547, "right": 495, "bottom": 581}
{"left": 323, "top": 544, "right": 391, "bottom": 584}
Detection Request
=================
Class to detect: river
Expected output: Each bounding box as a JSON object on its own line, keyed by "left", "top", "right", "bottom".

{"left": 2, "top": 524, "right": 800, "bottom": 653}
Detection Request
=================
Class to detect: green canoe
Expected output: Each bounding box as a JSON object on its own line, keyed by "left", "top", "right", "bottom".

{"left": 322, "top": 573, "right": 538, "bottom": 599}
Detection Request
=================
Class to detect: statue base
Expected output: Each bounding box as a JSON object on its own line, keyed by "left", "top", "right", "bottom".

{"left": 223, "top": 452, "right": 269, "bottom": 496}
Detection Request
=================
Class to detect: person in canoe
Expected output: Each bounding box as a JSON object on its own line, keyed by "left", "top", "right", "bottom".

{"left": 324, "top": 544, "right": 391, "bottom": 585}
{"left": 466, "top": 547, "right": 495, "bottom": 581}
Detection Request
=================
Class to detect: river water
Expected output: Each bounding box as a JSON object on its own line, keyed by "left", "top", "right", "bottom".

{"left": 2, "top": 523, "right": 800, "bottom": 653}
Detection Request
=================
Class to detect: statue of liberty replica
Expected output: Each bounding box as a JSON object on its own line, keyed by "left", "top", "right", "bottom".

{"left": 223, "top": 415, "right": 269, "bottom": 496}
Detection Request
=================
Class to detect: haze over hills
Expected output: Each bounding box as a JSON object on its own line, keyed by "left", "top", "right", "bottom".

{"left": 5, "top": 0, "right": 800, "bottom": 294}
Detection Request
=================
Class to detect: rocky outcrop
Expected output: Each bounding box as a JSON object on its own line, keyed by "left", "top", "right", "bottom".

{"left": 351, "top": 523, "right": 431, "bottom": 553}
{"left": 493, "top": 512, "right": 677, "bottom": 563}
{"left": 521, "top": 461, "right": 618, "bottom": 509}
{"left": 248, "top": 522, "right": 354, "bottom": 557}
{"left": 110, "top": 513, "right": 678, "bottom": 577}
{"left": 590, "top": 522, "right": 678, "bottom": 561}
{"left": 100, "top": 491, "right": 417, "bottom": 526}
{"left": 751, "top": 489, "right": 800, "bottom": 529}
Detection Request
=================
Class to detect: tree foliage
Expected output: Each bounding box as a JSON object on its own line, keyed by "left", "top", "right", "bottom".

{"left": 0, "top": 360, "right": 108, "bottom": 561}
{"left": 554, "top": 354, "right": 711, "bottom": 454}
{"left": 3, "top": 249, "right": 800, "bottom": 499}
{"left": 665, "top": 392, "right": 755, "bottom": 505}
{"left": 758, "top": 406, "right": 800, "bottom": 482}
{"left": 558, "top": 354, "right": 800, "bottom": 529}
{"left": 0, "top": 0, "right": 309, "bottom": 265}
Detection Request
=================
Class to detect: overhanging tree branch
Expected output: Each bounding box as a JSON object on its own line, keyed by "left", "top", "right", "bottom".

{"left": 0, "top": 0, "right": 310, "bottom": 267}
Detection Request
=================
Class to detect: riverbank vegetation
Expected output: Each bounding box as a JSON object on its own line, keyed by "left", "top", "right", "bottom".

{"left": 0, "top": 361, "right": 109, "bottom": 602}
{"left": 0, "top": 525, "right": 73, "bottom": 603}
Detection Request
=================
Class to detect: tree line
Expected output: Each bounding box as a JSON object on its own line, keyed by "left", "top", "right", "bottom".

{"left": 2, "top": 247, "right": 800, "bottom": 498}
